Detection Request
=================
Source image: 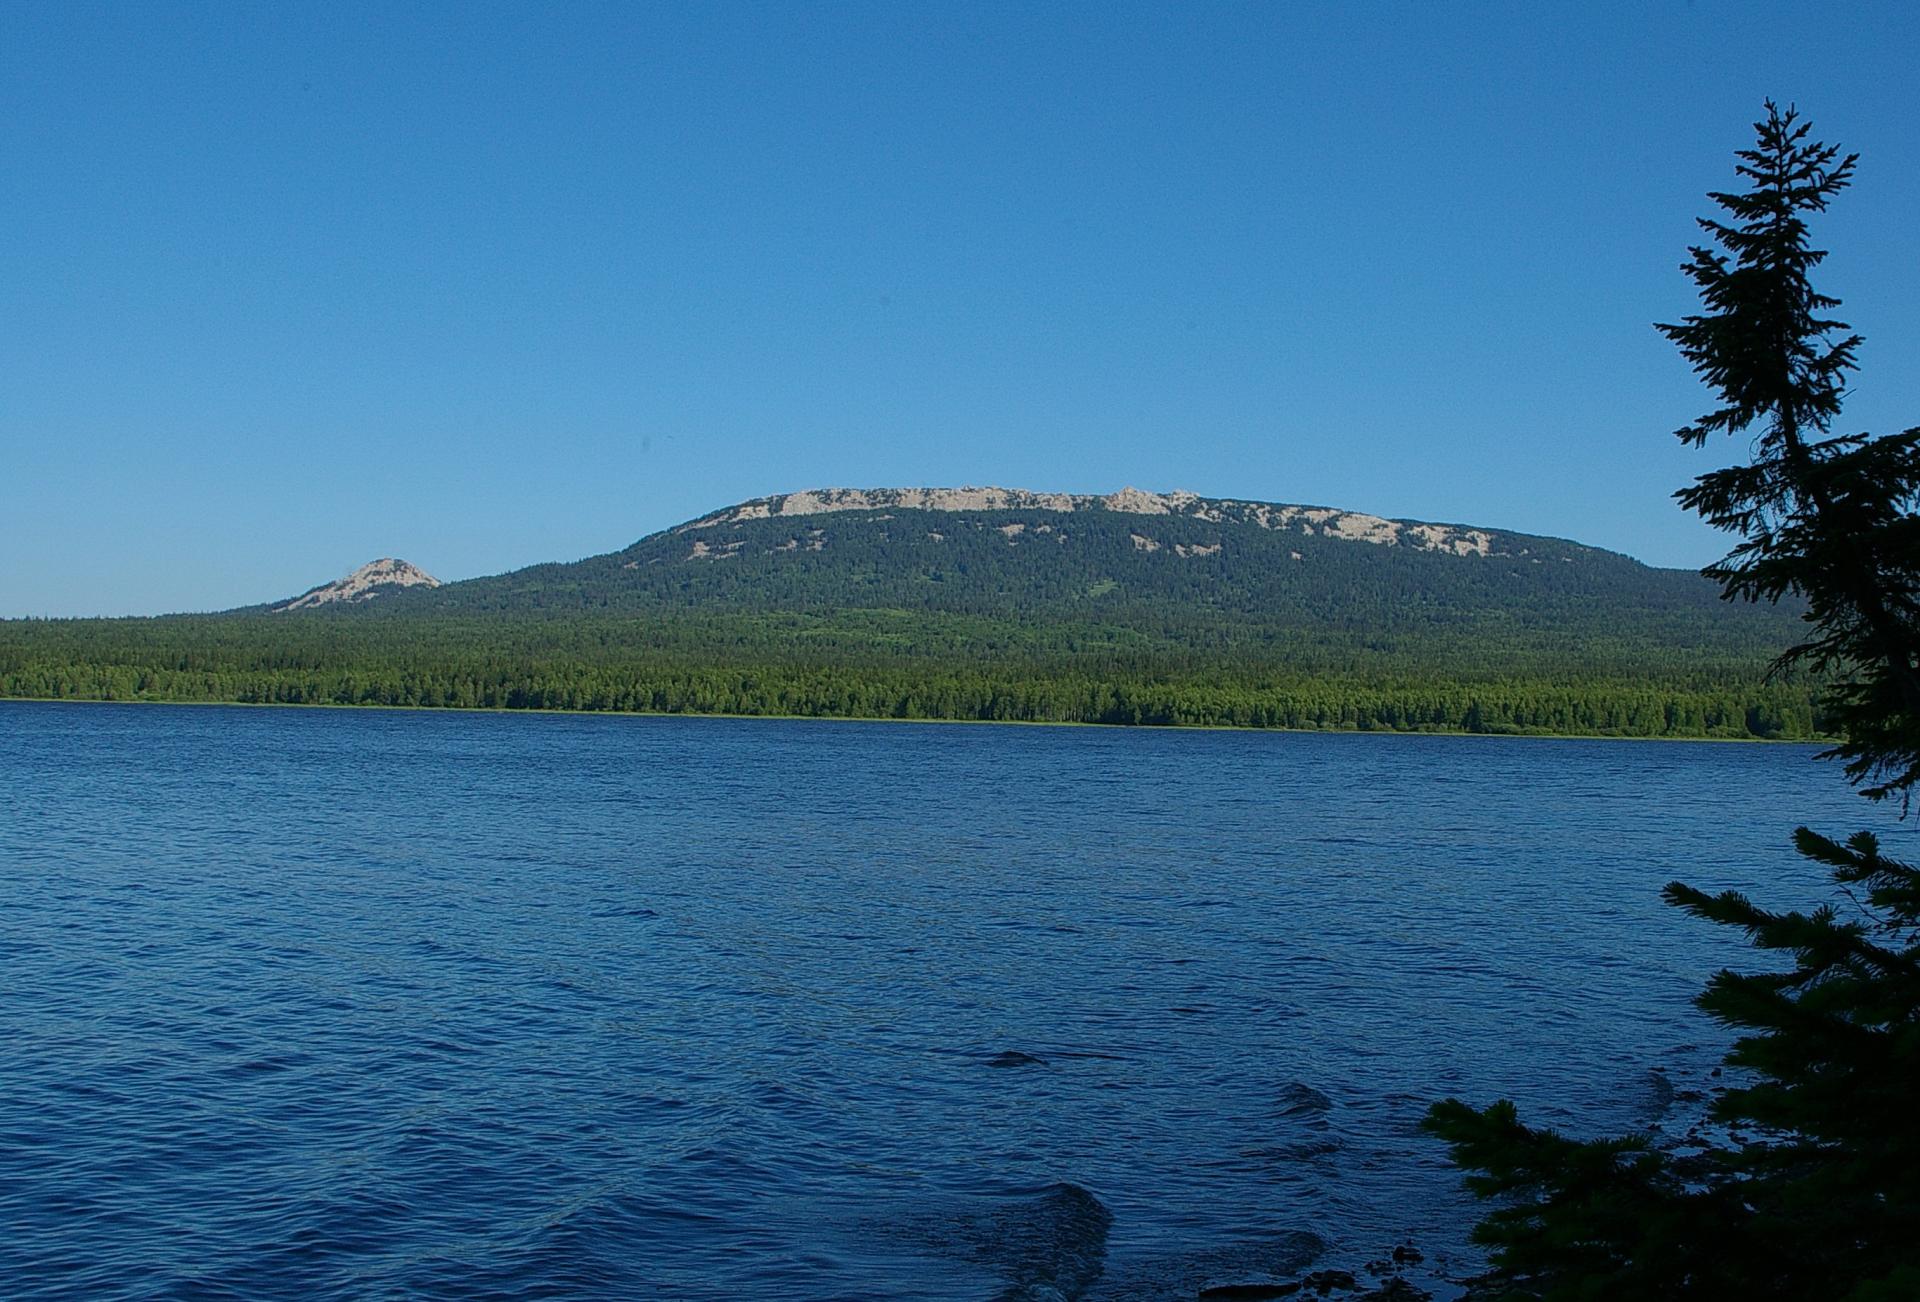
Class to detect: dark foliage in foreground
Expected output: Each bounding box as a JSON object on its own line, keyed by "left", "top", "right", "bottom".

{"left": 1426, "top": 103, "right": 1920, "bottom": 1300}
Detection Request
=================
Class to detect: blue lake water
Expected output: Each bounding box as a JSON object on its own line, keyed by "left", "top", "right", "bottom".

{"left": 0, "top": 701, "right": 1902, "bottom": 1299}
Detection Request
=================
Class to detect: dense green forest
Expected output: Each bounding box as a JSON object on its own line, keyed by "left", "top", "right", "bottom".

{"left": 0, "top": 605, "right": 1819, "bottom": 738}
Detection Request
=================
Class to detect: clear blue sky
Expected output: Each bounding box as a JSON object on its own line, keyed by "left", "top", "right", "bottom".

{"left": 3, "top": 1, "right": 1916, "bottom": 616}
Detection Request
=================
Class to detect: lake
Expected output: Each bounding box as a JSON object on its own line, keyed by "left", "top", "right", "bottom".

{"left": 0, "top": 701, "right": 1895, "bottom": 1299}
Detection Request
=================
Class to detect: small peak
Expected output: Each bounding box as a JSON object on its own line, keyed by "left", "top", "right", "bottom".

{"left": 275, "top": 558, "right": 441, "bottom": 611}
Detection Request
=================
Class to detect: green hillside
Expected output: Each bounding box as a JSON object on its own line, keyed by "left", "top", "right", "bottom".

{"left": 0, "top": 488, "right": 1818, "bottom": 737}
{"left": 403, "top": 488, "right": 1771, "bottom": 633}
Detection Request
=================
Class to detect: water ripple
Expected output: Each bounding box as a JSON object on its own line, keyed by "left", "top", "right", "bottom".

{"left": 0, "top": 702, "right": 1893, "bottom": 1299}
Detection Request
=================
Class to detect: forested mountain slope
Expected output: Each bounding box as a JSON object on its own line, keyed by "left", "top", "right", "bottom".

{"left": 359, "top": 486, "right": 1791, "bottom": 646}
{"left": 0, "top": 488, "right": 1815, "bottom": 737}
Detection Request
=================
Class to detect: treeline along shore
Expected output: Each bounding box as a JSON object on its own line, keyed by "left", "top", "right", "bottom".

{"left": 0, "top": 608, "right": 1820, "bottom": 739}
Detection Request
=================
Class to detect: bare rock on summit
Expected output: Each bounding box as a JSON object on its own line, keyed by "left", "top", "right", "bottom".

{"left": 275, "top": 558, "right": 441, "bottom": 611}
{"left": 677, "top": 486, "right": 1500, "bottom": 558}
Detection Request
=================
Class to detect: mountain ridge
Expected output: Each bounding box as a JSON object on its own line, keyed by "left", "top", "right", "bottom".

{"left": 342, "top": 482, "right": 1749, "bottom": 637}
{"left": 3, "top": 484, "right": 1815, "bottom": 739}
{"left": 673, "top": 485, "right": 1507, "bottom": 558}
{"left": 269, "top": 486, "right": 1694, "bottom": 615}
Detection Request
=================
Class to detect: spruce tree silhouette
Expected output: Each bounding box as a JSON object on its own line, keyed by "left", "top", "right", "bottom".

{"left": 1425, "top": 103, "right": 1920, "bottom": 1302}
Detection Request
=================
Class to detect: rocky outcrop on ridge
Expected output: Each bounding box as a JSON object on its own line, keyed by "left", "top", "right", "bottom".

{"left": 678, "top": 486, "right": 1500, "bottom": 558}
{"left": 275, "top": 558, "right": 441, "bottom": 611}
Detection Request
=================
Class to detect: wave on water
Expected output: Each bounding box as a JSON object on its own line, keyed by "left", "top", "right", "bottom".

{"left": 3, "top": 704, "right": 1876, "bottom": 1299}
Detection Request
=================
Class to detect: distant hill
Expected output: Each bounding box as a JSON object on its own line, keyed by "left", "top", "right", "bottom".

{"left": 272, "top": 558, "right": 441, "bottom": 610}
{"left": 309, "top": 485, "right": 1796, "bottom": 653}
{"left": 0, "top": 487, "right": 1816, "bottom": 739}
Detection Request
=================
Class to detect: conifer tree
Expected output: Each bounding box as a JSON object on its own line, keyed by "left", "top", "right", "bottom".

{"left": 1425, "top": 103, "right": 1920, "bottom": 1301}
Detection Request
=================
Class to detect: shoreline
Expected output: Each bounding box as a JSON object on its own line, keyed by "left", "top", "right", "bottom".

{"left": 0, "top": 693, "right": 1826, "bottom": 746}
